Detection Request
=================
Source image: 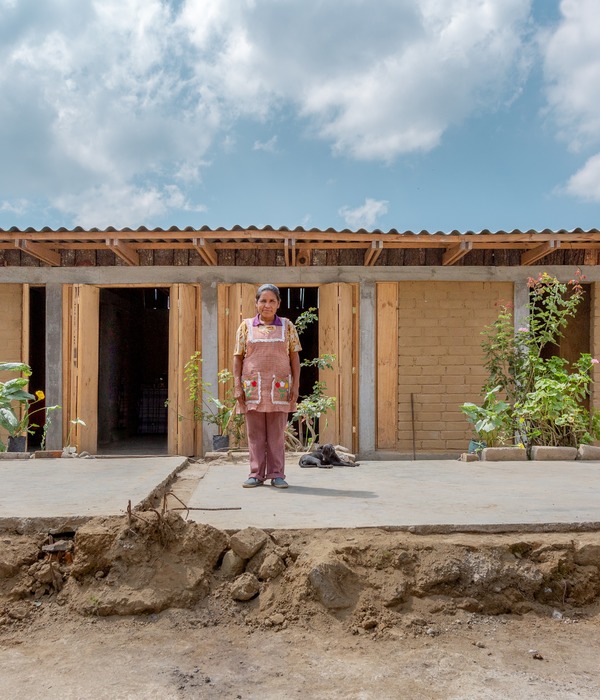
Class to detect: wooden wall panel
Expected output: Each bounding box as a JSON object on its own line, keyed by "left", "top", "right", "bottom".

{"left": 376, "top": 283, "right": 399, "bottom": 449}
{"left": 67, "top": 285, "right": 99, "bottom": 453}
{"left": 168, "top": 284, "right": 202, "bottom": 456}
{"left": 318, "top": 283, "right": 358, "bottom": 449}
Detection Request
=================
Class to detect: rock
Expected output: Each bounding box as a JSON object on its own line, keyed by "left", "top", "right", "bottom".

{"left": 308, "top": 560, "right": 361, "bottom": 610}
{"left": 529, "top": 446, "right": 577, "bottom": 461}
{"left": 230, "top": 572, "right": 260, "bottom": 601}
{"left": 577, "top": 444, "right": 600, "bottom": 460}
{"left": 229, "top": 527, "right": 269, "bottom": 561}
{"left": 460, "top": 453, "right": 480, "bottom": 462}
{"left": 34, "top": 562, "right": 61, "bottom": 585}
{"left": 270, "top": 613, "right": 285, "bottom": 626}
{"left": 258, "top": 552, "right": 286, "bottom": 581}
{"left": 481, "top": 447, "right": 528, "bottom": 461}
{"left": 70, "top": 520, "right": 122, "bottom": 578}
{"left": 574, "top": 545, "right": 600, "bottom": 567}
{"left": 42, "top": 540, "right": 73, "bottom": 553}
{"left": 8, "top": 604, "right": 29, "bottom": 621}
{"left": 220, "top": 550, "right": 246, "bottom": 578}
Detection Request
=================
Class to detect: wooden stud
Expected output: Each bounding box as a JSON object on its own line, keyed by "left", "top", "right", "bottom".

{"left": 364, "top": 240, "right": 383, "bottom": 266}
{"left": 442, "top": 241, "right": 473, "bottom": 266}
{"left": 521, "top": 240, "right": 560, "bottom": 266}
{"left": 105, "top": 239, "right": 140, "bottom": 266}
{"left": 376, "top": 283, "right": 399, "bottom": 449}
{"left": 14, "top": 239, "right": 61, "bottom": 266}
{"left": 192, "top": 238, "right": 217, "bottom": 266}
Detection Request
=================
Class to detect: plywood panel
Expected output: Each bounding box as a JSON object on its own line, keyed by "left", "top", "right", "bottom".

{"left": 317, "top": 283, "right": 359, "bottom": 448}
{"left": 376, "top": 283, "right": 399, "bottom": 448}
{"left": 168, "top": 284, "right": 202, "bottom": 456}
{"left": 69, "top": 285, "right": 99, "bottom": 453}
{"left": 0, "top": 284, "right": 26, "bottom": 446}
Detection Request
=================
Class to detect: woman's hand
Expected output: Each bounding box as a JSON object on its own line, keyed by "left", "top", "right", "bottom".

{"left": 234, "top": 383, "right": 245, "bottom": 406}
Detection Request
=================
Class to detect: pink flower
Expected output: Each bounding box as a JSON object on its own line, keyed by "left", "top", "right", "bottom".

{"left": 592, "top": 359, "right": 599, "bottom": 365}
{"left": 518, "top": 327, "right": 528, "bottom": 332}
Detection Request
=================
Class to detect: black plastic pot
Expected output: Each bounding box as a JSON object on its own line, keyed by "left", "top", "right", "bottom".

{"left": 212, "top": 434, "right": 230, "bottom": 452}
{"left": 7, "top": 435, "right": 27, "bottom": 452}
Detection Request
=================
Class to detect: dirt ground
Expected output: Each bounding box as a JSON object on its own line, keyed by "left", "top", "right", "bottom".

{"left": 1, "top": 511, "right": 599, "bottom": 699}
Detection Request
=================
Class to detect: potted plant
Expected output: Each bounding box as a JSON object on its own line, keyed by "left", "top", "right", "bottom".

{"left": 462, "top": 272, "right": 600, "bottom": 457}
{"left": 0, "top": 362, "right": 58, "bottom": 452}
{"left": 184, "top": 354, "right": 245, "bottom": 451}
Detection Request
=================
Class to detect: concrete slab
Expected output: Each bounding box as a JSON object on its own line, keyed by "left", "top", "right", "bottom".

{"left": 0, "top": 456, "right": 187, "bottom": 522}
{"left": 183, "top": 458, "right": 600, "bottom": 531}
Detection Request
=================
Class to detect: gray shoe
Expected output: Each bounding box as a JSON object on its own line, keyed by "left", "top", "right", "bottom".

{"left": 271, "top": 477, "right": 288, "bottom": 489}
{"left": 243, "top": 477, "right": 263, "bottom": 488}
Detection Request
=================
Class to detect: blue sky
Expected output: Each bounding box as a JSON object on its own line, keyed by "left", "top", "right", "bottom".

{"left": 1, "top": 0, "right": 599, "bottom": 233}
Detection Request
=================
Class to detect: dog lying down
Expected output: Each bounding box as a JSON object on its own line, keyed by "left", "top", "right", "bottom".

{"left": 299, "top": 443, "right": 359, "bottom": 468}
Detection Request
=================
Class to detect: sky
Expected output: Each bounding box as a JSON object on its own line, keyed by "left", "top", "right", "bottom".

{"left": 1, "top": 0, "right": 599, "bottom": 233}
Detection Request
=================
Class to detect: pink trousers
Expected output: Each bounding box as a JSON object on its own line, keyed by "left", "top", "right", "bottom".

{"left": 245, "top": 410, "right": 287, "bottom": 481}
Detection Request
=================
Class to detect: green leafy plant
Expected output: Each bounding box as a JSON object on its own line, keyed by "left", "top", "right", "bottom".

{"left": 288, "top": 307, "right": 337, "bottom": 450}
{"left": 462, "top": 272, "right": 600, "bottom": 449}
{"left": 461, "top": 385, "right": 512, "bottom": 447}
{"left": 184, "top": 353, "right": 245, "bottom": 444}
{"left": 0, "top": 362, "right": 59, "bottom": 451}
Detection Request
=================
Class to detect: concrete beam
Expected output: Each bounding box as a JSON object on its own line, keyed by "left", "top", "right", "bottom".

{"left": 358, "top": 282, "right": 376, "bottom": 457}
{"left": 45, "top": 284, "right": 63, "bottom": 450}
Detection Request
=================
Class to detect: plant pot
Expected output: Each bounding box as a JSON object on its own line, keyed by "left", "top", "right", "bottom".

{"left": 468, "top": 439, "right": 486, "bottom": 454}
{"left": 7, "top": 435, "right": 27, "bottom": 452}
{"left": 212, "top": 434, "right": 230, "bottom": 452}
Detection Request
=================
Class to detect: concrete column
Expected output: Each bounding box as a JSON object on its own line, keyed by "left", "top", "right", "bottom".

{"left": 513, "top": 282, "right": 529, "bottom": 332}
{"left": 358, "top": 282, "right": 376, "bottom": 457}
{"left": 45, "top": 284, "right": 63, "bottom": 450}
{"left": 201, "top": 283, "right": 219, "bottom": 453}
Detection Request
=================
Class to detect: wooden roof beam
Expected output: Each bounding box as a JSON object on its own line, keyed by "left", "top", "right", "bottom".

{"left": 442, "top": 241, "right": 473, "bottom": 266}
{"left": 106, "top": 239, "right": 140, "bottom": 266}
{"left": 14, "top": 239, "right": 61, "bottom": 266}
{"left": 284, "top": 238, "right": 296, "bottom": 266}
{"left": 521, "top": 240, "right": 560, "bottom": 266}
{"left": 364, "top": 240, "right": 383, "bottom": 266}
{"left": 192, "top": 238, "right": 218, "bottom": 266}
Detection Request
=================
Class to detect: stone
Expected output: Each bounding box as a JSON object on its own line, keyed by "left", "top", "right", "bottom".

{"left": 577, "top": 444, "right": 600, "bottom": 460}
{"left": 308, "top": 560, "right": 361, "bottom": 610}
{"left": 230, "top": 572, "right": 260, "bottom": 601}
{"left": 529, "top": 446, "right": 577, "bottom": 461}
{"left": 459, "top": 453, "right": 480, "bottom": 462}
{"left": 220, "top": 550, "right": 246, "bottom": 578}
{"left": 229, "top": 527, "right": 269, "bottom": 561}
{"left": 42, "top": 540, "right": 73, "bottom": 553}
{"left": 258, "top": 552, "right": 286, "bottom": 581}
{"left": 574, "top": 545, "right": 600, "bottom": 567}
{"left": 481, "top": 447, "right": 528, "bottom": 461}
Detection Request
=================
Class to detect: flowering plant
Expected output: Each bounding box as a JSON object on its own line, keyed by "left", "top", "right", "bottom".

{"left": 462, "top": 272, "right": 600, "bottom": 448}
{"left": 0, "top": 362, "right": 59, "bottom": 449}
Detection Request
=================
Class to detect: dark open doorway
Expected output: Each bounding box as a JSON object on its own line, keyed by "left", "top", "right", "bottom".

{"left": 27, "top": 286, "right": 46, "bottom": 449}
{"left": 98, "top": 288, "right": 169, "bottom": 454}
{"left": 277, "top": 286, "right": 320, "bottom": 443}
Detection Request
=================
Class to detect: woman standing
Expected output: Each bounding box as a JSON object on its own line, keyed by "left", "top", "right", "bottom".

{"left": 233, "top": 284, "right": 301, "bottom": 488}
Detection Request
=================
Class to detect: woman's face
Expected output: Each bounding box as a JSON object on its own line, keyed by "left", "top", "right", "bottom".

{"left": 256, "top": 290, "right": 280, "bottom": 322}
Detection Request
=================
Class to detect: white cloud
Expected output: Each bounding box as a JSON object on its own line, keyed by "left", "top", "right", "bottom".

{"left": 253, "top": 136, "right": 278, "bottom": 153}
{"left": 564, "top": 153, "right": 600, "bottom": 202}
{"left": 0, "top": 199, "right": 28, "bottom": 215}
{"left": 0, "top": 0, "right": 536, "bottom": 224}
{"left": 339, "top": 198, "right": 389, "bottom": 229}
{"left": 543, "top": 0, "right": 600, "bottom": 201}
{"left": 53, "top": 182, "right": 206, "bottom": 229}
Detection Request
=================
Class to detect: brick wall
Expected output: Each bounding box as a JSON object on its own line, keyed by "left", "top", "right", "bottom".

{"left": 396, "top": 281, "right": 513, "bottom": 454}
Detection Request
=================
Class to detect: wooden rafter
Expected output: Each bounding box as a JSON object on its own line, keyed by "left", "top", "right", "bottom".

{"left": 521, "top": 240, "right": 561, "bottom": 266}
{"left": 14, "top": 239, "right": 60, "bottom": 266}
{"left": 284, "top": 238, "right": 296, "bottom": 266}
{"left": 105, "top": 239, "right": 140, "bottom": 266}
{"left": 442, "top": 241, "right": 473, "bottom": 266}
{"left": 364, "top": 240, "right": 383, "bottom": 266}
{"left": 192, "top": 238, "right": 217, "bottom": 266}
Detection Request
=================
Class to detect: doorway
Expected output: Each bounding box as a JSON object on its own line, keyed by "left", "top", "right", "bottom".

{"left": 97, "top": 288, "right": 170, "bottom": 454}
{"left": 27, "top": 286, "right": 46, "bottom": 449}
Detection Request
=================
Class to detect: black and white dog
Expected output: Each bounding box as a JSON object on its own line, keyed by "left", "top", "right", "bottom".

{"left": 299, "top": 443, "right": 359, "bottom": 468}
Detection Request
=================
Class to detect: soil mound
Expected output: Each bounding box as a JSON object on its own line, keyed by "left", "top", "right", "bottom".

{"left": 2, "top": 515, "right": 600, "bottom": 633}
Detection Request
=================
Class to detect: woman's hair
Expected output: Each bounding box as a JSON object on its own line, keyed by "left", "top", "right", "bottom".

{"left": 256, "top": 283, "right": 281, "bottom": 301}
